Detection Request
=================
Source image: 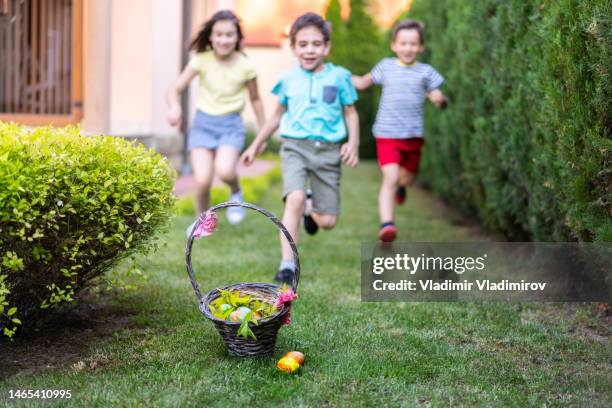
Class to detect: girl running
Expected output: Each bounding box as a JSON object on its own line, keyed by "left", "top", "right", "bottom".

{"left": 166, "top": 10, "right": 265, "bottom": 234}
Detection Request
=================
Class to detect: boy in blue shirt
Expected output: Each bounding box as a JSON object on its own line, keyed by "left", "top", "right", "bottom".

{"left": 353, "top": 19, "right": 448, "bottom": 242}
{"left": 242, "top": 12, "right": 359, "bottom": 284}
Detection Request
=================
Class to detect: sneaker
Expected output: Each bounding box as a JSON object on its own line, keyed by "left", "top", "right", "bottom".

{"left": 379, "top": 224, "right": 397, "bottom": 243}
{"left": 274, "top": 268, "right": 295, "bottom": 286}
{"left": 303, "top": 190, "right": 318, "bottom": 235}
{"left": 227, "top": 191, "right": 246, "bottom": 225}
{"left": 186, "top": 220, "right": 197, "bottom": 239}
{"left": 303, "top": 214, "right": 319, "bottom": 235}
{"left": 395, "top": 186, "right": 407, "bottom": 205}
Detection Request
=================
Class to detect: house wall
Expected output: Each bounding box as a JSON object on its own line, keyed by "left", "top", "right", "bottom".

{"left": 83, "top": 0, "right": 184, "bottom": 169}
{"left": 108, "top": 0, "right": 153, "bottom": 135}
{"left": 83, "top": 0, "right": 111, "bottom": 133}
{"left": 241, "top": 42, "right": 295, "bottom": 131}
{"left": 150, "top": 0, "right": 184, "bottom": 167}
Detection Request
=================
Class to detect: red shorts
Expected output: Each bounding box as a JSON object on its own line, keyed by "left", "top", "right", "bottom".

{"left": 375, "top": 137, "right": 425, "bottom": 173}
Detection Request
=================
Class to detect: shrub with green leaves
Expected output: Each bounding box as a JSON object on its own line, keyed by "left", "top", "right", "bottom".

{"left": 0, "top": 123, "right": 176, "bottom": 337}
{"left": 406, "top": 0, "right": 610, "bottom": 241}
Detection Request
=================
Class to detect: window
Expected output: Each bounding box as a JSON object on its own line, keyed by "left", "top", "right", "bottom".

{"left": 0, "top": 0, "right": 82, "bottom": 125}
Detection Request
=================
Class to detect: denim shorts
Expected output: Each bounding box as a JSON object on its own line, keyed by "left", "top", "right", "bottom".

{"left": 187, "top": 110, "right": 245, "bottom": 152}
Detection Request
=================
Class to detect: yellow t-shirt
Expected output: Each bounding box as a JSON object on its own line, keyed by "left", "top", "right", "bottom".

{"left": 188, "top": 51, "right": 257, "bottom": 116}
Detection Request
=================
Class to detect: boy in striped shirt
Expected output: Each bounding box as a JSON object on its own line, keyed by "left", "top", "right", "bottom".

{"left": 353, "top": 19, "right": 448, "bottom": 242}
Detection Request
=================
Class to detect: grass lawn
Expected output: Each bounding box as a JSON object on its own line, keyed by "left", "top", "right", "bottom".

{"left": 1, "top": 161, "right": 610, "bottom": 407}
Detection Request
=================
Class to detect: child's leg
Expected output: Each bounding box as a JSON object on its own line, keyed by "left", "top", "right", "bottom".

{"left": 281, "top": 190, "right": 307, "bottom": 261}
{"left": 214, "top": 145, "right": 241, "bottom": 193}
{"left": 190, "top": 148, "right": 215, "bottom": 216}
{"left": 311, "top": 213, "right": 337, "bottom": 229}
{"left": 379, "top": 163, "right": 400, "bottom": 223}
{"left": 399, "top": 139, "right": 424, "bottom": 188}
{"left": 278, "top": 140, "right": 308, "bottom": 262}
{"left": 309, "top": 141, "right": 342, "bottom": 231}
{"left": 398, "top": 167, "right": 417, "bottom": 187}
{"left": 215, "top": 145, "right": 247, "bottom": 224}
{"left": 395, "top": 167, "right": 417, "bottom": 205}
{"left": 395, "top": 138, "right": 423, "bottom": 205}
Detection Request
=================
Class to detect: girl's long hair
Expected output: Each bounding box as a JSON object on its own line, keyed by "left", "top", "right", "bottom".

{"left": 189, "top": 10, "right": 244, "bottom": 53}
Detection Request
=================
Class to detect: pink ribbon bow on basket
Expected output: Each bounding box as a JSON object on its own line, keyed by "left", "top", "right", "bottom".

{"left": 274, "top": 286, "right": 298, "bottom": 326}
{"left": 192, "top": 211, "right": 218, "bottom": 239}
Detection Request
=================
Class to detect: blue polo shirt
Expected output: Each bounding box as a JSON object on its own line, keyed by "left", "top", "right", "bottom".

{"left": 272, "top": 63, "right": 358, "bottom": 143}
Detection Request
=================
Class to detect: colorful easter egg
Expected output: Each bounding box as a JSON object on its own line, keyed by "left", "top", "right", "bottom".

{"left": 236, "top": 306, "right": 251, "bottom": 319}
{"left": 277, "top": 356, "right": 300, "bottom": 373}
{"left": 284, "top": 351, "right": 305, "bottom": 365}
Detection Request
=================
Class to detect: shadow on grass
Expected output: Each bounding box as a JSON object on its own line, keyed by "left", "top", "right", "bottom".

{"left": 0, "top": 290, "right": 140, "bottom": 381}
{"left": 415, "top": 183, "right": 507, "bottom": 241}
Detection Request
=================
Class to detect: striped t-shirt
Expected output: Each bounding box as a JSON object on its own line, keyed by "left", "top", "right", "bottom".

{"left": 371, "top": 58, "right": 444, "bottom": 138}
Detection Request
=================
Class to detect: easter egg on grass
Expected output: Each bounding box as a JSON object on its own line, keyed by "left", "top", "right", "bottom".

{"left": 277, "top": 356, "right": 300, "bottom": 374}
{"left": 219, "top": 304, "right": 232, "bottom": 313}
{"left": 284, "top": 351, "right": 305, "bottom": 365}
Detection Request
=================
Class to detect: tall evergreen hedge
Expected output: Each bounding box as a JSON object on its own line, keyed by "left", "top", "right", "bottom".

{"left": 407, "top": 0, "right": 610, "bottom": 241}
{"left": 326, "top": 0, "right": 384, "bottom": 158}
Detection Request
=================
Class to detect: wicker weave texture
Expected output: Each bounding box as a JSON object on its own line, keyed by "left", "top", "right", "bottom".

{"left": 185, "top": 202, "right": 300, "bottom": 357}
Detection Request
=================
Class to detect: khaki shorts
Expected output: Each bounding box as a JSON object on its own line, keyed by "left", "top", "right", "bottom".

{"left": 280, "top": 138, "right": 342, "bottom": 215}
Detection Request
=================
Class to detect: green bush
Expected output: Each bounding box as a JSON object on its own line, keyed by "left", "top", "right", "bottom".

{"left": 407, "top": 0, "right": 610, "bottom": 241}
{"left": 326, "top": 0, "right": 384, "bottom": 158}
{"left": 0, "top": 123, "right": 176, "bottom": 337}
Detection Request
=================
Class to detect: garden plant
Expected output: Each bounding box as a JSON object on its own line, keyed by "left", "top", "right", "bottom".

{"left": 0, "top": 124, "right": 175, "bottom": 338}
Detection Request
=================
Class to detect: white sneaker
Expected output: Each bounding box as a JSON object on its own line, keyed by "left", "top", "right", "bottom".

{"left": 186, "top": 220, "right": 197, "bottom": 239}
{"left": 227, "top": 191, "right": 246, "bottom": 225}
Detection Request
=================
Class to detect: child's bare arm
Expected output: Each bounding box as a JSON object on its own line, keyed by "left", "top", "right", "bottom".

{"left": 340, "top": 104, "right": 360, "bottom": 168}
{"left": 352, "top": 73, "right": 374, "bottom": 91}
{"left": 166, "top": 66, "right": 198, "bottom": 127}
{"left": 246, "top": 78, "right": 266, "bottom": 129}
{"left": 427, "top": 89, "right": 448, "bottom": 110}
{"left": 241, "top": 101, "right": 285, "bottom": 165}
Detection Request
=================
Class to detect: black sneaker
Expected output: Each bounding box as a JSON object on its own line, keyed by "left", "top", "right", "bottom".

{"left": 395, "top": 186, "right": 407, "bottom": 205}
{"left": 303, "top": 190, "right": 318, "bottom": 235}
{"left": 274, "top": 268, "right": 295, "bottom": 285}
{"left": 303, "top": 214, "right": 319, "bottom": 235}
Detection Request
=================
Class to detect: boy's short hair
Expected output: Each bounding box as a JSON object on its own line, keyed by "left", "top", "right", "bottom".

{"left": 289, "top": 12, "right": 331, "bottom": 45}
{"left": 392, "top": 19, "right": 425, "bottom": 44}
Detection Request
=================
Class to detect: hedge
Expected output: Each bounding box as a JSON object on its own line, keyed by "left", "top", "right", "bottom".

{"left": 0, "top": 124, "right": 176, "bottom": 337}
{"left": 406, "top": 0, "right": 610, "bottom": 241}
{"left": 325, "top": 0, "right": 385, "bottom": 159}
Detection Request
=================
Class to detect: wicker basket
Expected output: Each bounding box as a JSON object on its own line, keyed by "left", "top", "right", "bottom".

{"left": 185, "top": 202, "right": 300, "bottom": 357}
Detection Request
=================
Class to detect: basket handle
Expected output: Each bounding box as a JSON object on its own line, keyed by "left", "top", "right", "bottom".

{"left": 185, "top": 202, "right": 300, "bottom": 303}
